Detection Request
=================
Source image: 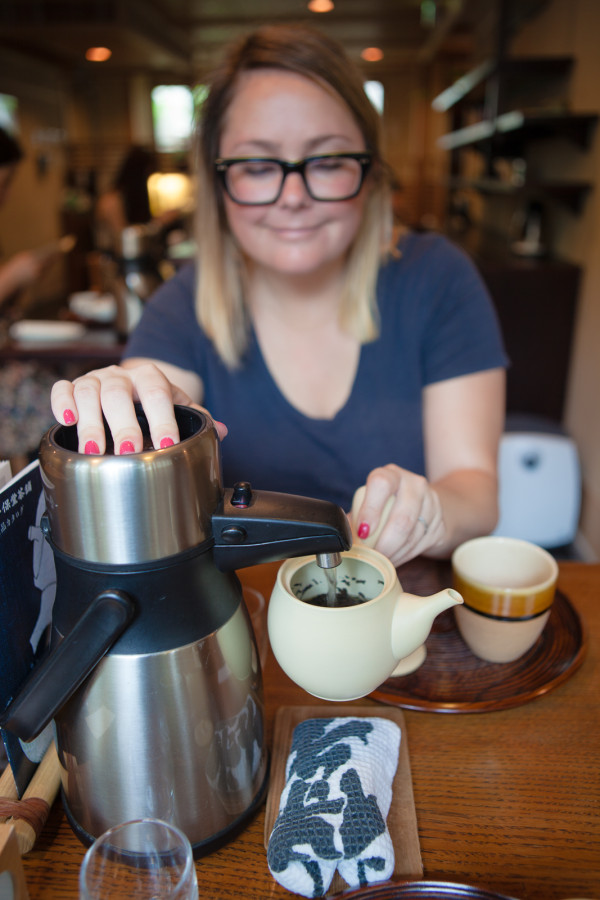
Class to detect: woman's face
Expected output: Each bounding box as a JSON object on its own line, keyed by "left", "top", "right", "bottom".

{"left": 218, "top": 68, "right": 370, "bottom": 279}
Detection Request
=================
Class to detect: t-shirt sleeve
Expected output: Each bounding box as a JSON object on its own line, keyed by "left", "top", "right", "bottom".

{"left": 417, "top": 237, "right": 509, "bottom": 386}
{"left": 122, "top": 263, "right": 200, "bottom": 372}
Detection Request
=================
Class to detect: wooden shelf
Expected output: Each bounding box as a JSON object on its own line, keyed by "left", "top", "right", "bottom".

{"left": 438, "top": 110, "right": 598, "bottom": 154}
{"left": 432, "top": 11, "right": 586, "bottom": 423}
{"left": 447, "top": 176, "right": 593, "bottom": 213}
{"left": 432, "top": 56, "right": 575, "bottom": 112}
{"left": 445, "top": 226, "right": 581, "bottom": 421}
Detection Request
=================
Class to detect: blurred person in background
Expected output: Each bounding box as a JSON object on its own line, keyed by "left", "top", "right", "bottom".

{"left": 95, "top": 146, "right": 156, "bottom": 253}
{"left": 0, "top": 128, "right": 55, "bottom": 304}
{"left": 0, "top": 127, "right": 58, "bottom": 469}
{"left": 95, "top": 145, "right": 184, "bottom": 255}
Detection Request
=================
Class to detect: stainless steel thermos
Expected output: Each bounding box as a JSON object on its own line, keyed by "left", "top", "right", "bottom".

{"left": 1, "top": 405, "right": 351, "bottom": 854}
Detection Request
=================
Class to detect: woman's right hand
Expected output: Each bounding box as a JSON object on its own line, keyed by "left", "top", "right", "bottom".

{"left": 50, "top": 360, "right": 227, "bottom": 455}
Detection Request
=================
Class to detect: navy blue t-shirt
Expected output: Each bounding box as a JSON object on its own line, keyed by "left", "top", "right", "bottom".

{"left": 125, "top": 231, "right": 508, "bottom": 510}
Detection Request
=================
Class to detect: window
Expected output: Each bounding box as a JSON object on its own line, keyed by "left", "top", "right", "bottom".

{"left": 151, "top": 85, "right": 195, "bottom": 152}
{"left": 0, "top": 93, "right": 18, "bottom": 133}
{"left": 364, "top": 81, "right": 384, "bottom": 114}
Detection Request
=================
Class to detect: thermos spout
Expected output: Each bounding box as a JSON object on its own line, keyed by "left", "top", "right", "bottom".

{"left": 316, "top": 552, "right": 342, "bottom": 569}
{"left": 212, "top": 484, "right": 352, "bottom": 570}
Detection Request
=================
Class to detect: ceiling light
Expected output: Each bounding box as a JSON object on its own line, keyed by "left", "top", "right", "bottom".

{"left": 86, "top": 47, "right": 112, "bottom": 62}
{"left": 308, "top": 0, "right": 334, "bottom": 12}
{"left": 361, "top": 47, "right": 384, "bottom": 63}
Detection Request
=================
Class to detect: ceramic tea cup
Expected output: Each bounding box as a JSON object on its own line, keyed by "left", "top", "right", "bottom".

{"left": 268, "top": 545, "right": 462, "bottom": 701}
{"left": 451, "top": 536, "right": 558, "bottom": 663}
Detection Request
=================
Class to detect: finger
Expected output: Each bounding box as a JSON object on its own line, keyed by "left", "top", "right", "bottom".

{"left": 51, "top": 380, "right": 78, "bottom": 427}
{"left": 374, "top": 475, "right": 429, "bottom": 561}
{"left": 129, "top": 364, "right": 187, "bottom": 450}
{"left": 355, "top": 466, "right": 401, "bottom": 540}
{"left": 146, "top": 380, "right": 229, "bottom": 444}
{"left": 88, "top": 366, "right": 143, "bottom": 455}
{"left": 163, "top": 387, "right": 228, "bottom": 442}
{"left": 212, "top": 419, "right": 228, "bottom": 441}
{"left": 70, "top": 371, "right": 117, "bottom": 454}
{"left": 388, "top": 491, "right": 444, "bottom": 567}
{"left": 191, "top": 406, "right": 229, "bottom": 442}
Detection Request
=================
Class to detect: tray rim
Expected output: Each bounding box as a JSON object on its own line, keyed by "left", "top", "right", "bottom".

{"left": 369, "top": 590, "right": 587, "bottom": 714}
{"left": 336, "top": 879, "right": 520, "bottom": 899}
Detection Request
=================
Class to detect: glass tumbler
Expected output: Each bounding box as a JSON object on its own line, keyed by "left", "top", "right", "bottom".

{"left": 79, "top": 818, "right": 198, "bottom": 900}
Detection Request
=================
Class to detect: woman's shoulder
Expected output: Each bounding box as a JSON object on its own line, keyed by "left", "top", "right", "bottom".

{"left": 123, "top": 262, "right": 202, "bottom": 365}
{"left": 133, "top": 263, "right": 198, "bottom": 334}
{"left": 392, "top": 228, "right": 476, "bottom": 272}
{"left": 378, "top": 229, "right": 487, "bottom": 304}
{"left": 147, "top": 262, "right": 196, "bottom": 306}
{"left": 376, "top": 228, "right": 494, "bottom": 329}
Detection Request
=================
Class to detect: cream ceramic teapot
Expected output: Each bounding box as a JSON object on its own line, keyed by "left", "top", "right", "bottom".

{"left": 267, "top": 544, "right": 463, "bottom": 701}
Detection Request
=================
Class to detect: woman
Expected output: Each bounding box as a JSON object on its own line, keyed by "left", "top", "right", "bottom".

{"left": 95, "top": 145, "right": 183, "bottom": 256}
{"left": 51, "top": 24, "right": 507, "bottom": 567}
{"left": 0, "top": 128, "right": 59, "bottom": 465}
{"left": 95, "top": 146, "right": 155, "bottom": 251}
{"left": 0, "top": 128, "right": 52, "bottom": 303}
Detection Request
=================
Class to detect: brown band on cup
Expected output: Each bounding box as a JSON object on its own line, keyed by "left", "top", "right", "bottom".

{"left": 459, "top": 600, "right": 552, "bottom": 622}
{"left": 452, "top": 572, "right": 555, "bottom": 618}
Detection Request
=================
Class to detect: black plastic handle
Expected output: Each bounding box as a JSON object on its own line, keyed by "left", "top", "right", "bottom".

{"left": 0, "top": 589, "right": 136, "bottom": 742}
{"left": 212, "top": 486, "right": 352, "bottom": 570}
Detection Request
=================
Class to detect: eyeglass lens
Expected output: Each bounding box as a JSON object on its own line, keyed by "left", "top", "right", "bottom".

{"left": 224, "top": 156, "right": 366, "bottom": 204}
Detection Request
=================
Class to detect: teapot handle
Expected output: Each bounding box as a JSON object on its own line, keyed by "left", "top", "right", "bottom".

{"left": 0, "top": 590, "right": 135, "bottom": 742}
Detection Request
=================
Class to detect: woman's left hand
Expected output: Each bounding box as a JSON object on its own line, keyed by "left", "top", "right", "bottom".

{"left": 351, "top": 464, "right": 445, "bottom": 567}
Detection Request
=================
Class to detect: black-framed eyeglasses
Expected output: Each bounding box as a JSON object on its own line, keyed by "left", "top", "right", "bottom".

{"left": 214, "top": 152, "right": 373, "bottom": 205}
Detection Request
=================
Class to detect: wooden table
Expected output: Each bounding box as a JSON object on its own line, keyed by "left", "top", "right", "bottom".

{"left": 20, "top": 560, "right": 600, "bottom": 899}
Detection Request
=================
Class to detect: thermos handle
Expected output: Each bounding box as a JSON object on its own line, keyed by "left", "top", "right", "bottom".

{"left": 0, "top": 590, "right": 136, "bottom": 742}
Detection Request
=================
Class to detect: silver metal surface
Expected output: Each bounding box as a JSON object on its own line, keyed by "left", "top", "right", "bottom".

{"left": 316, "top": 551, "right": 342, "bottom": 569}
{"left": 54, "top": 603, "right": 267, "bottom": 846}
{"left": 39, "top": 409, "right": 222, "bottom": 563}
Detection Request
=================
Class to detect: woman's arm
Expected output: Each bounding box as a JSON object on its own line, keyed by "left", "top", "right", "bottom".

{"left": 423, "top": 366, "right": 505, "bottom": 556}
{"left": 0, "top": 251, "right": 46, "bottom": 305}
{"left": 352, "top": 367, "right": 505, "bottom": 567}
{"left": 50, "top": 358, "right": 227, "bottom": 455}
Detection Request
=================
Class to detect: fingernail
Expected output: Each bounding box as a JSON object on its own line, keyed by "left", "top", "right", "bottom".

{"left": 119, "top": 441, "right": 135, "bottom": 455}
{"left": 358, "top": 522, "right": 370, "bottom": 539}
{"left": 160, "top": 437, "right": 174, "bottom": 449}
{"left": 63, "top": 409, "right": 75, "bottom": 425}
{"left": 84, "top": 441, "right": 100, "bottom": 455}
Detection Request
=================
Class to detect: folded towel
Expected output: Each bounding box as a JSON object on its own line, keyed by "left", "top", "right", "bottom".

{"left": 267, "top": 716, "right": 400, "bottom": 897}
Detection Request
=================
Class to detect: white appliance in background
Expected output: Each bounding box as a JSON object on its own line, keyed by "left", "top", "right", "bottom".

{"left": 492, "top": 430, "right": 581, "bottom": 549}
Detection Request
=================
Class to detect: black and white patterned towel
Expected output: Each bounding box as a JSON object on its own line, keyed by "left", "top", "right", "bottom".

{"left": 267, "top": 716, "right": 400, "bottom": 897}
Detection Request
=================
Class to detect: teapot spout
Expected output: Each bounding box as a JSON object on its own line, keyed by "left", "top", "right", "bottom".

{"left": 391, "top": 588, "right": 463, "bottom": 662}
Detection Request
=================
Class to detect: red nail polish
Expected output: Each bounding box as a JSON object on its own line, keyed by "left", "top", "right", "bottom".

{"left": 160, "top": 437, "right": 174, "bottom": 449}
{"left": 358, "top": 522, "right": 370, "bottom": 539}
{"left": 119, "top": 441, "right": 135, "bottom": 455}
{"left": 63, "top": 409, "right": 76, "bottom": 425}
{"left": 84, "top": 441, "right": 99, "bottom": 455}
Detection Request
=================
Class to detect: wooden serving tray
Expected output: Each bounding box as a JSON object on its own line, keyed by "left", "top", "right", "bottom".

{"left": 264, "top": 705, "right": 423, "bottom": 894}
{"left": 366, "top": 557, "right": 586, "bottom": 714}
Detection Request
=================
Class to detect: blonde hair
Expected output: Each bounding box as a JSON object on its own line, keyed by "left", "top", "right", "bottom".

{"left": 195, "top": 24, "right": 393, "bottom": 368}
